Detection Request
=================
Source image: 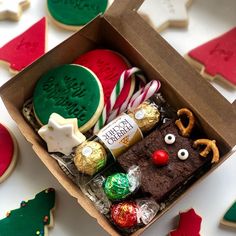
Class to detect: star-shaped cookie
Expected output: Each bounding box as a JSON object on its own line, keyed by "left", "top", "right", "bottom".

{"left": 138, "top": 0, "right": 192, "bottom": 32}
{"left": 38, "top": 113, "right": 86, "bottom": 156}
{"left": 0, "top": 0, "right": 30, "bottom": 21}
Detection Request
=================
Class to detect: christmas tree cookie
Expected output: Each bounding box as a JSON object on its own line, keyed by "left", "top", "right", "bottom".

{"left": 169, "top": 208, "right": 202, "bottom": 236}
{"left": 0, "top": 17, "right": 46, "bottom": 74}
{"left": 186, "top": 27, "right": 236, "bottom": 88}
{"left": 0, "top": 188, "right": 56, "bottom": 236}
{"left": 221, "top": 201, "right": 236, "bottom": 228}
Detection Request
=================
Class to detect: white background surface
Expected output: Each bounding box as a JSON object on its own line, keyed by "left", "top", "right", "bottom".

{"left": 0, "top": 0, "right": 236, "bottom": 235}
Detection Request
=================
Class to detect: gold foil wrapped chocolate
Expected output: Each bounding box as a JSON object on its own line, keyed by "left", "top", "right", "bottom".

{"left": 128, "top": 101, "right": 160, "bottom": 133}
{"left": 74, "top": 141, "right": 107, "bottom": 176}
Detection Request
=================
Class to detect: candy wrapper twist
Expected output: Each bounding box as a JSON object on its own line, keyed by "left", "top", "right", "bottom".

{"left": 111, "top": 199, "right": 160, "bottom": 228}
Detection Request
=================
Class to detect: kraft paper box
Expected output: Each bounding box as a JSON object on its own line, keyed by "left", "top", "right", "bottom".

{"left": 1, "top": 1, "right": 236, "bottom": 235}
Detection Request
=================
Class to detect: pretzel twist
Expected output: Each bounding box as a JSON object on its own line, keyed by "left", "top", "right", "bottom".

{"left": 193, "top": 139, "right": 220, "bottom": 163}
{"left": 175, "top": 108, "right": 195, "bottom": 137}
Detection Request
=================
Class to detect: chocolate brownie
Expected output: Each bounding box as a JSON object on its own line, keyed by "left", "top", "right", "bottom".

{"left": 117, "top": 121, "right": 211, "bottom": 202}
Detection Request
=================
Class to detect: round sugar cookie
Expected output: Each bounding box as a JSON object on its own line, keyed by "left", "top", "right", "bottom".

{"left": 0, "top": 123, "right": 18, "bottom": 183}
{"left": 47, "top": 0, "right": 108, "bottom": 30}
{"left": 74, "top": 49, "right": 135, "bottom": 111}
{"left": 33, "top": 64, "right": 104, "bottom": 132}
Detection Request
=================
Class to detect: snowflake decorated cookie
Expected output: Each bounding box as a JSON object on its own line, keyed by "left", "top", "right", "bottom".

{"left": 0, "top": 0, "right": 30, "bottom": 21}
{"left": 0, "top": 188, "right": 56, "bottom": 236}
{"left": 0, "top": 17, "right": 46, "bottom": 74}
{"left": 0, "top": 123, "right": 18, "bottom": 183}
{"left": 38, "top": 113, "right": 86, "bottom": 155}
{"left": 138, "top": 0, "right": 192, "bottom": 32}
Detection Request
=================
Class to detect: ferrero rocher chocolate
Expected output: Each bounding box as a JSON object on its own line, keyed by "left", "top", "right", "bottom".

{"left": 74, "top": 141, "right": 107, "bottom": 176}
{"left": 128, "top": 101, "right": 160, "bottom": 133}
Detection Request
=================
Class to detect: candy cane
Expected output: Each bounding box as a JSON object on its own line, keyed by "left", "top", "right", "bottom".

{"left": 107, "top": 72, "right": 147, "bottom": 123}
{"left": 93, "top": 67, "right": 144, "bottom": 133}
{"left": 128, "top": 80, "right": 161, "bottom": 110}
{"left": 107, "top": 80, "right": 161, "bottom": 123}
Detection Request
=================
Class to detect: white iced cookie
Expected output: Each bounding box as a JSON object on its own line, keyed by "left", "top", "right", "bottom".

{"left": 0, "top": 0, "right": 30, "bottom": 21}
{"left": 38, "top": 113, "right": 86, "bottom": 156}
{"left": 138, "top": 0, "right": 192, "bottom": 32}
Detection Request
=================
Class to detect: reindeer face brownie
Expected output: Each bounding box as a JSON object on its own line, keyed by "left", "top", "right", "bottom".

{"left": 117, "top": 108, "right": 219, "bottom": 202}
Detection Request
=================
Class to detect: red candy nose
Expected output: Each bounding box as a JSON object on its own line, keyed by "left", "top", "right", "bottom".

{"left": 151, "top": 150, "right": 169, "bottom": 166}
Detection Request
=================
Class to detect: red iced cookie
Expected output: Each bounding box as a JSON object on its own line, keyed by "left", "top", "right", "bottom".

{"left": 0, "top": 17, "right": 46, "bottom": 74}
{"left": 74, "top": 49, "right": 135, "bottom": 111}
{"left": 169, "top": 208, "right": 202, "bottom": 236}
{"left": 186, "top": 27, "right": 236, "bottom": 87}
{"left": 0, "top": 123, "right": 18, "bottom": 183}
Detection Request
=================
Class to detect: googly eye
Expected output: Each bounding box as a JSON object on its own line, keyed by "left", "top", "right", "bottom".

{"left": 164, "top": 134, "right": 176, "bottom": 144}
{"left": 177, "top": 149, "right": 189, "bottom": 160}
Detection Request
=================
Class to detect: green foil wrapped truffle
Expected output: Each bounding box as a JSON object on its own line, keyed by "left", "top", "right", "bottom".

{"left": 103, "top": 173, "right": 131, "bottom": 200}
{"left": 103, "top": 166, "right": 141, "bottom": 201}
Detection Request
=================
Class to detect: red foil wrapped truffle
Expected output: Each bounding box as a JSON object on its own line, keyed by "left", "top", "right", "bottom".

{"left": 111, "top": 202, "right": 138, "bottom": 228}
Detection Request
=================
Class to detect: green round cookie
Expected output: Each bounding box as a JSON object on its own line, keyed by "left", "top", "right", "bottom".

{"left": 33, "top": 64, "right": 104, "bottom": 132}
{"left": 47, "top": 0, "right": 108, "bottom": 29}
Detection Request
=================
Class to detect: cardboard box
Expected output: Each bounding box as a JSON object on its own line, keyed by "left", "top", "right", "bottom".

{"left": 1, "top": 1, "right": 236, "bottom": 235}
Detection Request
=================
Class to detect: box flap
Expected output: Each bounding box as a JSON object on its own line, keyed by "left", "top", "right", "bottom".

{"left": 104, "top": 0, "right": 236, "bottom": 148}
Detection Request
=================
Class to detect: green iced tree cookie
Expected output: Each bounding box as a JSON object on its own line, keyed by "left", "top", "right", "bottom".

{"left": 0, "top": 188, "right": 55, "bottom": 236}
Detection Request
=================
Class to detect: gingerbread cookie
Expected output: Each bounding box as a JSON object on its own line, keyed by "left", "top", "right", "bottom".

{"left": 0, "top": 17, "right": 46, "bottom": 74}
{"left": 0, "top": 188, "right": 55, "bottom": 236}
{"left": 47, "top": 0, "right": 110, "bottom": 31}
{"left": 221, "top": 201, "right": 236, "bottom": 228}
{"left": 138, "top": 0, "right": 192, "bottom": 32}
{"left": 0, "top": 123, "right": 18, "bottom": 183}
{"left": 0, "top": 0, "right": 30, "bottom": 21}
{"left": 38, "top": 113, "right": 86, "bottom": 155}
{"left": 74, "top": 49, "right": 135, "bottom": 112}
{"left": 186, "top": 27, "right": 236, "bottom": 87}
{"left": 33, "top": 64, "right": 104, "bottom": 132}
{"left": 169, "top": 208, "right": 202, "bottom": 236}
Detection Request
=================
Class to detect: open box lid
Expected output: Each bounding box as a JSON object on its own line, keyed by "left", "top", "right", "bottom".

{"left": 103, "top": 0, "right": 236, "bottom": 149}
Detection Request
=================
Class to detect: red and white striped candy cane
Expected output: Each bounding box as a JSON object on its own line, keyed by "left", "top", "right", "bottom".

{"left": 107, "top": 80, "right": 161, "bottom": 123}
{"left": 93, "top": 67, "right": 144, "bottom": 133}
{"left": 107, "top": 72, "right": 147, "bottom": 123}
{"left": 128, "top": 80, "right": 161, "bottom": 110}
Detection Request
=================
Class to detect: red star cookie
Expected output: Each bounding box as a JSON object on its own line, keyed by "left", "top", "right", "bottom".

{"left": 0, "top": 17, "right": 46, "bottom": 74}
{"left": 0, "top": 123, "right": 18, "bottom": 183}
{"left": 169, "top": 208, "right": 202, "bottom": 236}
{"left": 186, "top": 27, "right": 236, "bottom": 87}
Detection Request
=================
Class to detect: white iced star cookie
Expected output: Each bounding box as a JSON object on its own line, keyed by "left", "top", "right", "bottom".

{"left": 138, "top": 0, "right": 192, "bottom": 32}
{"left": 38, "top": 113, "right": 86, "bottom": 156}
{"left": 0, "top": 0, "right": 30, "bottom": 21}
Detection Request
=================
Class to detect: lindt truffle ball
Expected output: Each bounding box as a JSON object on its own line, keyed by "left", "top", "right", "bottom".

{"left": 111, "top": 202, "right": 138, "bottom": 228}
{"left": 74, "top": 141, "right": 107, "bottom": 176}
{"left": 128, "top": 101, "right": 160, "bottom": 133}
{"left": 104, "top": 173, "right": 131, "bottom": 200}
